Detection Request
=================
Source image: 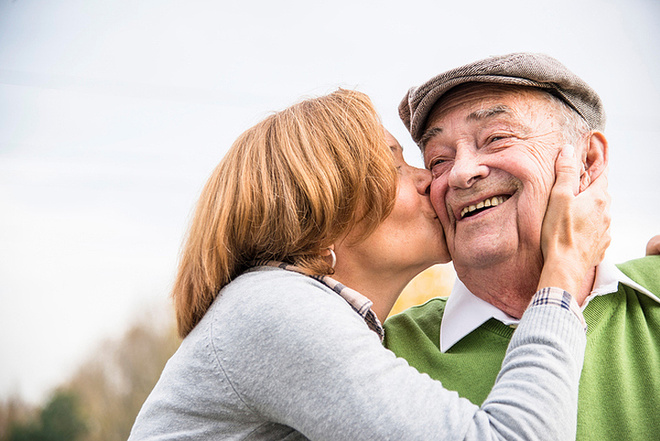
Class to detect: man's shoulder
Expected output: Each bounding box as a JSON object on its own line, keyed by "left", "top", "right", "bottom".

{"left": 384, "top": 297, "right": 448, "bottom": 348}
{"left": 386, "top": 297, "right": 448, "bottom": 326}
{"left": 616, "top": 256, "right": 660, "bottom": 296}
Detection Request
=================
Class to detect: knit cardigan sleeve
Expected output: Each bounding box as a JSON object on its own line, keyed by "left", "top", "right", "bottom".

{"left": 211, "top": 268, "right": 586, "bottom": 441}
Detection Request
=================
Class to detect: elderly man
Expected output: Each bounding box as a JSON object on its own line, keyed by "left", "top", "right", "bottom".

{"left": 384, "top": 53, "right": 660, "bottom": 440}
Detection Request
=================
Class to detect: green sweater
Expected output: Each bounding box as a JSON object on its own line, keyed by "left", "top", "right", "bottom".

{"left": 385, "top": 256, "right": 660, "bottom": 441}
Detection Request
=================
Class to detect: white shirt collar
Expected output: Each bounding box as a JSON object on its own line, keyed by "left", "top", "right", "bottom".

{"left": 440, "top": 255, "right": 659, "bottom": 353}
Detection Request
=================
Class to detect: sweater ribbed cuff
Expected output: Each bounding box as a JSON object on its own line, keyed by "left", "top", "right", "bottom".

{"left": 530, "top": 287, "right": 587, "bottom": 333}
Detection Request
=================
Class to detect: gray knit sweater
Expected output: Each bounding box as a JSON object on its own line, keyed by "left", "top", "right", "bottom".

{"left": 128, "top": 266, "right": 586, "bottom": 440}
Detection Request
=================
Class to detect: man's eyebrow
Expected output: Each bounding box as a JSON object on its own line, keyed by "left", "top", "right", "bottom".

{"left": 420, "top": 104, "right": 518, "bottom": 152}
{"left": 419, "top": 127, "right": 443, "bottom": 152}
{"left": 467, "top": 104, "right": 512, "bottom": 121}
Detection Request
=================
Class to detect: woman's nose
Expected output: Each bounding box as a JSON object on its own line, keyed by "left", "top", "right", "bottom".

{"left": 413, "top": 167, "right": 432, "bottom": 195}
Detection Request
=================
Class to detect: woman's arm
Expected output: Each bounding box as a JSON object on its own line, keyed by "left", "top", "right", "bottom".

{"left": 217, "top": 272, "right": 584, "bottom": 441}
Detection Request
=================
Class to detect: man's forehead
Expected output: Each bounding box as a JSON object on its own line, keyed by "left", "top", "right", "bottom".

{"left": 467, "top": 104, "right": 514, "bottom": 121}
{"left": 428, "top": 84, "right": 541, "bottom": 122}
{"left": 429, "top": 102, "right": 520, "bottom": 130}
{"left": 421, "top": 85, "right": 546, "bottom": 148}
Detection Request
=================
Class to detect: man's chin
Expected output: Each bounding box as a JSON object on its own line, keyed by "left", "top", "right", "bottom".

{"left": 452, "top": 244, "right": 514, "bottom": 271}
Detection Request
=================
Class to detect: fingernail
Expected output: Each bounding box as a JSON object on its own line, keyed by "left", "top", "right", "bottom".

{"left": 561, "top": 144, "right": 575, "bottom": 158}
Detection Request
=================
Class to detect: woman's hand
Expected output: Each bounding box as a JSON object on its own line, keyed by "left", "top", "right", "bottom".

{"left": 538, "top": 145, "right": 611, "bottom": 302}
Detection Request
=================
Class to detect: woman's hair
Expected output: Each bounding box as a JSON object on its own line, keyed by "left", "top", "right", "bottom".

{"left": 173, "top": 89, "right": 398, "bottom": 337}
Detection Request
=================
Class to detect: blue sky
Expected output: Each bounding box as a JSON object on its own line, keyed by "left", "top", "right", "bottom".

{"left": 1, "top": 0, "right": 658, "bottom": 403}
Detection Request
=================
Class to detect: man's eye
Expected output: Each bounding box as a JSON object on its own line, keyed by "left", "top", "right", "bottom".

{"left": 428, "top": 158, "right": 451, "bottom": 174}
{"left": 487, "top": 134, "right": 512, "bottom": 144}
{"left": 428, "top": 158, "right": 445, "bottom": 168}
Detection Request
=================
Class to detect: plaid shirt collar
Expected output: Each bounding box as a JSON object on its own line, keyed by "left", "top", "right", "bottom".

{"left": 252, "top": 261, "right": 384, "bottom": 341}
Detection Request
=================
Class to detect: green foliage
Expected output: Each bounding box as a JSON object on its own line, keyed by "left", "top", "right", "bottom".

{"left": 6, "top": 424, "right": 45, "bottom": 441}
{"left": 40, "top": 393, "right": 86, "bottom": 441}
{"left": 5, "top": 391, "right": 86, "bottom": 441}
{"left": 65, "top": 312, "right": 180, "bottom": 441}
{"left": 2, "top": 307, "right": 180, "bottom": 441}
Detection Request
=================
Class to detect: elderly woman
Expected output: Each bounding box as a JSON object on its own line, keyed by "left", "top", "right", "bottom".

{"left": 128, "top": 89, "right": 609, "bottom": 440}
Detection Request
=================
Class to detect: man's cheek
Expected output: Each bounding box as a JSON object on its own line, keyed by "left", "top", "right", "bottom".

{"left": 429, "top": 180, "right": 450, "bottom": 223}
{"left": 519, "top": 201, "right": 547, "bottom": 244}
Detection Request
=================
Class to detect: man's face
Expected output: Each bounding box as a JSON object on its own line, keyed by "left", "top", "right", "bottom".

{"left": 422, "top": 85, "right": 567, "bottom": 275}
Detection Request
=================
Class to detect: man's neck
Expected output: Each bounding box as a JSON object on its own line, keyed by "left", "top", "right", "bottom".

{"left": 574, "top": 266, "right": 598, "bottom": 305}
{"left": 457, "top": 262, "right": 597, "bottom": 318}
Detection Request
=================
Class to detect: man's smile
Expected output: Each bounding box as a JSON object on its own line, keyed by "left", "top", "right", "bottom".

{"left": 459, "top": 195, "right": 512, "bottom": 219}
{"left": 452, "top": 190, "right": 514, "bottom": 221}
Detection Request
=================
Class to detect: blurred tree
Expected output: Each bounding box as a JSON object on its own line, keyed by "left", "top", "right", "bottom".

{"left": 390, "top": 263, "right": 455, "bottom": 317}
{"left": 40, "top": 392, "right": 86, "bottom": 441}
{"left": 5, "top": 424, "right": 44, "bottom": 441}
{"left": 0, "top": 395, "right": 35, "bottom": 440}
{"left": 65, "top": 309, "right": 180, "bottom": 441}
{"left": 4, "top": 391, "right": 85, "bottom": 441}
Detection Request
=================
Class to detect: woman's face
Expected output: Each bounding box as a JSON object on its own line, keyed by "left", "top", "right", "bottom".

{"left": 336, "top": 131, "right": 450, "bottom": 277}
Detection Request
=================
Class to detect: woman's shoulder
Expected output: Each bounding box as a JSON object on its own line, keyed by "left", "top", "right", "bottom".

{"left": 222, "top": 266, "right": 336, "bottom": 306}
{"left": 194, "top": 266, "right": 380, "bottom": 394}
{"left": 205, "top": 266, "right": 354, "bottom": 333}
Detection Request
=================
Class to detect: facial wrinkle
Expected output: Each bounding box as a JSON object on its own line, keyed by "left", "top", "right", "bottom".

{"left": 467, "top": 104, "right": 511, "bottom": 121}
{"left": 420, "top": 127, "right": 443, "bottom": 152}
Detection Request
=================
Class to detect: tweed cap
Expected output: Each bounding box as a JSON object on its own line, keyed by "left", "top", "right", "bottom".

{"left": 400, "top": 53, "right": 606, "bottom": 144}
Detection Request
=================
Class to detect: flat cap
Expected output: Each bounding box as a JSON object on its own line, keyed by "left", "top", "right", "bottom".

{"left": 400, "top": 52, "right": 606, "bottom": 144}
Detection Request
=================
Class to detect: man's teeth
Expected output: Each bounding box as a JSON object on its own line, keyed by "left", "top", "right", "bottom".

{"left": 461, "top": 196, "right": 507, "bottom": 219}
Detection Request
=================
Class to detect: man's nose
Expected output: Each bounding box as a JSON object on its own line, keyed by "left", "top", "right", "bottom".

{"left": 447, "top": 148, "right": 488, "bottom": 189}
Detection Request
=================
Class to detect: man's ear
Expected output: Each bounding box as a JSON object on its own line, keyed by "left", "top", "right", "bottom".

{"left": 579, "top": 131, "right": 608, "bottom": 192}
